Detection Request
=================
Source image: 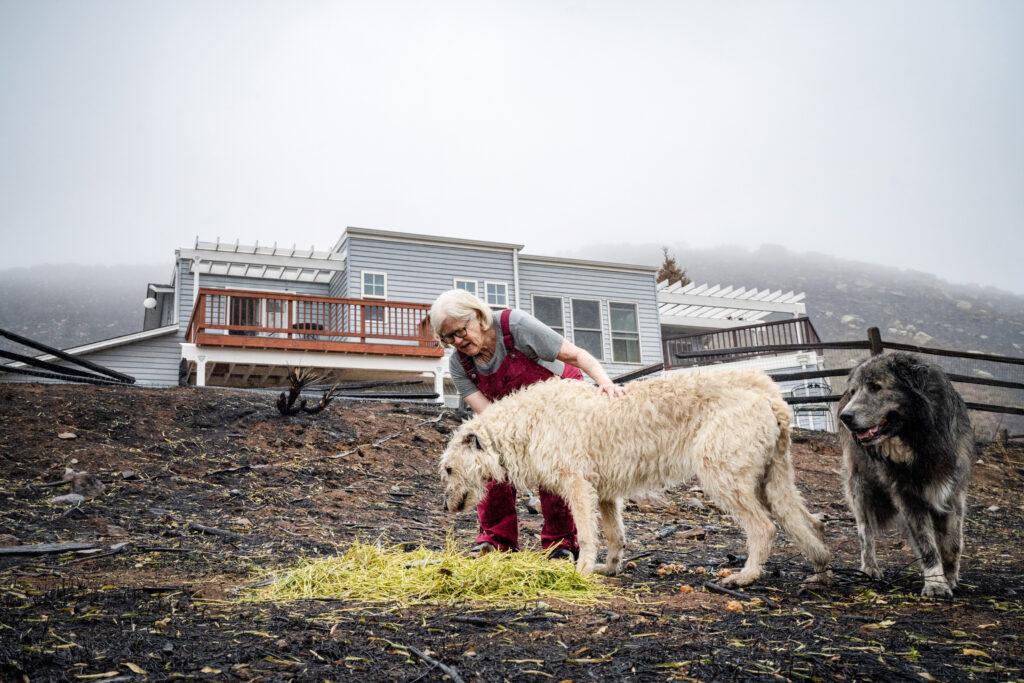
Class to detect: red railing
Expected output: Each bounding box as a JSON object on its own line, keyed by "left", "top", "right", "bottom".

{"left": 186, "top": 288, "right": 442, "bottom": 358}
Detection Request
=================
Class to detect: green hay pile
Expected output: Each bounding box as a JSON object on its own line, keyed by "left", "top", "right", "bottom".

{"left": 248, "top": 540, "right": 613, "bottom": 607}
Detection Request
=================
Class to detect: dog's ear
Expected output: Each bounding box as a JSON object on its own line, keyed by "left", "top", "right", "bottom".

{"left": 891, "top": 354, "right": 930, "bottom": 391}
{"left": 461, "top": 432, "right": 483, "bottom": 450}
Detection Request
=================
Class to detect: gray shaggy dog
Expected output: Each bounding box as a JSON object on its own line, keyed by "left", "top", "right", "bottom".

{"left": 838, "top": 352, "right": 974, "bottom": 597}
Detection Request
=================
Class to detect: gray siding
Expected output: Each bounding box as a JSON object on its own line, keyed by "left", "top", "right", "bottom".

{"left": 346, "top": 236, "right": 515, "bottom": 305}
{"left": 329, "top": 237, "right": 349, "bottom": 298}
{"left": 0, "top": 329, "right": 181, "bottom": 387}
{"left": 519, "top": 260, "right": 661, "bottom": 379}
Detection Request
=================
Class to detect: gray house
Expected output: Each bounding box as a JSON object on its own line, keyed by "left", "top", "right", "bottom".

{"left": 3, "top": 227, "right": 662, "bottom": 403}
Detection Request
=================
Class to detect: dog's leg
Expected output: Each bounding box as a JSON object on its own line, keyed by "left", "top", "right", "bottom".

{"left": 899, "top": 503, "right": 952, "bottom": 597}
{"left": 563, "top": 476, "right": 600, "bottom": 574}
{"left": 715, "top": 490, "right": 776, "bottom": 589}
{"left": 847, "top": 480, "right": 893, "bottom": 580}
{"left": 596, "top": 498, "right": 625, "bottom": 576}
{"left": 936, "top": 493, "right": 966, "bottom": 589}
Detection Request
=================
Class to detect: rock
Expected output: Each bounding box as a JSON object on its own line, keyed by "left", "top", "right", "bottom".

{"left": 50, "top": 493, "right": 85, "bottom": 506}
{"left": 58, "top": 432, "right": 77, "bottom": 440}
{"left": 987, "top": 505, "right": 1000, "bottom": 513}
{"left": 120, "top": 470, "right": 139, "bottom": 480}
{"left": 683, "top": 497, "right": 706, "bottom": 511}
{"left": 71, "top": 473, "right": 105, "bottom": 499}
{"left": 105, "top": 525, "right": 129, "bottom": 538}
{"left": 912, "top": 331, "right": 933, "bottom": 346}
{"left": 0, "top": 534, "right": 20, "bottom": 546}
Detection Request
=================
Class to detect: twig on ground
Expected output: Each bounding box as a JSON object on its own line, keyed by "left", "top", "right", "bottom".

{"left": 187, "top": 522, "right": 247, "bottom": 541}
{"left": 406, "top": 645, "right": 465, "bottom": 683}
{"left": 704, "top": 581, "right": 779, "bottom": 609}
{"left": 0, "top": 542, "right": 99, "bottom": 556}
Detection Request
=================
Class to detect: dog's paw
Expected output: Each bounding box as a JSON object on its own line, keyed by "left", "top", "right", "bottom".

{"left": 575, "top": 558, "right": 596, "bottom": 575}
{"left": 719, "top": 572, "right": 757, "bottom": 588}
{"left": 803, "top": 569, "right": 833, "bottom": 587}
{"left": 859, "top": 564, "right": 882, "bottom": 581}
{"left": 921, "top": 581, "right": 953, "bottom": 598}
{"left": 595, "top": 563, "right": 622, "bottom": 577}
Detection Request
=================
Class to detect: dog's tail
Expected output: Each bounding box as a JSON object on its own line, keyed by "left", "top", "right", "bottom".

{"left": 763, "top": 397, "right": 832, "bottom": 575}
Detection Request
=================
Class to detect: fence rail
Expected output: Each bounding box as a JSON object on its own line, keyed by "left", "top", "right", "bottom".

{"left": 670, "top": 326, "right": 1023, "bottom": 418}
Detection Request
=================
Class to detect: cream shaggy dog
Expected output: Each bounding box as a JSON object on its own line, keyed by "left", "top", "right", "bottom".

{"left": 439, "top": 370, "right": 832, "bottom": 587}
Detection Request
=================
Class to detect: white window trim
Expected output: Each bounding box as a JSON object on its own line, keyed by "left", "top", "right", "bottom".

{"left": 484, "top": 280, "right": 509, "bottom": 308}
{"left": 608, "top": 300, "right": 643, "bottom": 365}
{"left": 453, "top": 278, "right": 478, "bottom": 296}
{"left": 570, "top": 297, "right": 604, "bottom": 361}
{"left": 361, "top": 270, "right": 388, "bottom": 300}
{"left": 530, "top": 294, "right": 565, "bottom": 335}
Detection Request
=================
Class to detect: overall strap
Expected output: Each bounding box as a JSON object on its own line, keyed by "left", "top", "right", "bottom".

{"left": 499, "top": 309, "right": 515, "bottom": 352}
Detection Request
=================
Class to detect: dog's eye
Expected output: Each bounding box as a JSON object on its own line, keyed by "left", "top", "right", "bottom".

{"left": 867, "top": 382, "right": 882, "bottom": 393}
{"left": 445, "top": 466, "right": 452, "bottom": 475}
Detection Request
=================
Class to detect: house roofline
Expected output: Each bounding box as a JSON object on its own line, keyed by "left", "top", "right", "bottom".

{"left": 344, "top": 226, "right": 525, "bottom": 252}
{"left": 518, "top": 253, "right": 659, "bottom": 274}
{"left": 1, "top": 325, "right": 179, "bottom": 368}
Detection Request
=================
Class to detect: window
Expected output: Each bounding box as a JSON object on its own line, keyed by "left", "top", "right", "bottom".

{"left": 610, "top": 302, "right": 641, "bottom": 363}
{"left": 571, "top": 299, "right": 603, "bottom": 359}
{"left": 362, "top": 271, "right": 387, "bottom": 299}
{"left": 532, "top": 295, "right": 564, "bottom": 336}
{"left": 454, "top": 278, "right": 477, "bottom": 296}
{"left": 485, "top": 281, "right": 508, "bottom": 308}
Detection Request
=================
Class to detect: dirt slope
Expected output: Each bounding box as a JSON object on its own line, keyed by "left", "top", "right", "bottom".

{"left": 1, "top": 384, "right": 1022, "bottom": 681}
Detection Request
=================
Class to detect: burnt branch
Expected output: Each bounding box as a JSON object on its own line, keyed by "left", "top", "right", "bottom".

{"left": 277, "top": 368, "right": 338, "bottom": 416}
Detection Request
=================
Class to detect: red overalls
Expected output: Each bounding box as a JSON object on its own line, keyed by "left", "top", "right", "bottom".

{"left": 458, "top": 308, "right": 583, "bottom": 555}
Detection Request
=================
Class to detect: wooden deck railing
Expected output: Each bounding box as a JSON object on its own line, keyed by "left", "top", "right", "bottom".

{"left": 663, "top": 317, "right": 821, "bottom": 369}
{"left": 186, "top": 288, "right": 442, "bottom": 358}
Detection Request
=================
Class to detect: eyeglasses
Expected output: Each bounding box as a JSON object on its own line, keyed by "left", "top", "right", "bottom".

{"left": 440, "top": 324, "right": 470, "bottom": 345}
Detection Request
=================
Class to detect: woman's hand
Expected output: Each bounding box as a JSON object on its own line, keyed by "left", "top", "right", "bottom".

{"left": 597, "top": 382, "right": 627, "bottom": 398}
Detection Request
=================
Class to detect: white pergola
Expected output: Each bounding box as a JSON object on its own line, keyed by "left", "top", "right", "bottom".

{"left": 180, "top": 238, "right": 346, "bottom": 284}
{"left": 658, "top": 280, "right": 807, "bottom": 329}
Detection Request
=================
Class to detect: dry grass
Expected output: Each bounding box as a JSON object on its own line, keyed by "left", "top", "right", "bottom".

{"left": 247, "top": 540, "right": 614, "bottom": 607}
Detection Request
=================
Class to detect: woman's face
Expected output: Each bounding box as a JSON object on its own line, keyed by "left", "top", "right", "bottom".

{"left": 439, "top": 314, "right": 487, "bottom": 356}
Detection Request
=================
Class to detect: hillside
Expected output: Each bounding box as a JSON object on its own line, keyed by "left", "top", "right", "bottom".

{"left": 572, "top": 243, "right": 1024, "bottom": 357}
{"left": 0, "top": 264, "right": 169, "bottom": 352}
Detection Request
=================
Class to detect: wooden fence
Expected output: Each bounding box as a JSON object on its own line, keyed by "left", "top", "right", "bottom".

{"left": 671, "top": 326, "right": 1024, "bottom": 417}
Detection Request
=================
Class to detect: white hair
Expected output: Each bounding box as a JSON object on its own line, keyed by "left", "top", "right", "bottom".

{"left": 428, "top": 289, "right": 494, "bottom": 341}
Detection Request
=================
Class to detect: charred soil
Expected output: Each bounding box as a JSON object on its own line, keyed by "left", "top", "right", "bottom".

{"left": 1, "top": 384, "right": 1022, "bottom": 681}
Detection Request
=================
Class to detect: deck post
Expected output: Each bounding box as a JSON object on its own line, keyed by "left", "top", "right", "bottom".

{"left": 196, "top": 356, "right": 207, "bottom": 387}
{"left": 433, "top": 365, "right": 445, "bottom": 404}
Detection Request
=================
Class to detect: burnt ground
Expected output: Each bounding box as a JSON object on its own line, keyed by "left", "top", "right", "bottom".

{"left": 0, "top": 384, "right": 1022, "bottom": 682}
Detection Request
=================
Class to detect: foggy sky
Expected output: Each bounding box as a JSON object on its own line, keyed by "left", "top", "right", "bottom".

{"left": 1, "top": 1, "right": 1022, "bottom": 293}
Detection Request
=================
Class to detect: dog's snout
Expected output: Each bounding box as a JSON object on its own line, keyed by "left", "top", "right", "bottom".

{"left": 839, "top": 410, "right": 856, "bottom": 428}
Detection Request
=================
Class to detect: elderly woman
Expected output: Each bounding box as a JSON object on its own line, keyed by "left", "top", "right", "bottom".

{"left": 429, "top": 289, "right": 626, "bottom": 560}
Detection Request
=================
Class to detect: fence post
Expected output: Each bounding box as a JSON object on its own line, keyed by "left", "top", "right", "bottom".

{"left": 867, "top": 327, "right": 883, "bottom": 356}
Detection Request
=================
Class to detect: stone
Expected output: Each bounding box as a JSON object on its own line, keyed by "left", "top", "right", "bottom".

{"left": 50, "top": 493, "right": 85, "bottom": 506}
{"left": 58, "top": 432, "right": 77, "bottom": 440}
{"left": 71, "top": 473, "right": 106, "bottom": 499}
